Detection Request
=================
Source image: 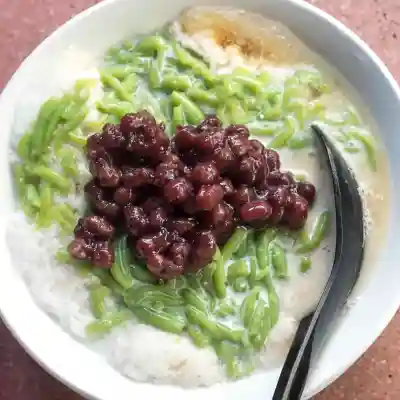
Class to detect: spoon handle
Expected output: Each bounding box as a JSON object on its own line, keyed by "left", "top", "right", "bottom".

{"left": 272, "top": 314, "right": 314, "bottom": 400}
{"left": 272, "top": 125, "right": 365, "bottom": 400}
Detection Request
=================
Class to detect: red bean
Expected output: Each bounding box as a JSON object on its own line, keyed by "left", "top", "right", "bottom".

{"left": 181, "top": 196, "right": 198, "bottom": 215}
{"left": 164, "top": 177, "right": 193, "bottom": 204}
{"left": 265, "top": 149, "right": 281, "bottom": 171}
{"left": 120, "top": 110, "right": 157, "bottom": 135}
{"left": 296, "top": 181, "right": 316, "bottom": 204}
{"left": 68, "top": 237, "right": 92, "bottom": 260}
{"left": 101, "top": 124, "right": 126, "bottom": 149}
{"left": 175, "top": 125, "right": 200, "bottom": 151}
{"left": 208, "top": 201, "right": 234, "bottom": 227}
{"left": 122, "top": 167, "right": 154, "bottom": 188}
{"left": 268, "top": 186, "right": 291, "bottom": 207}
{"left": 228, "top": 134, "right": 252, "bottom": 157}
{"left": 213, "top": 217, "right": 236, "bottom": 245}
{"left": 213, "top": 144, "right": 235, "bottom": 170}
{"left": 191, "top": 162, "right": 219, "bottom": 184}
{"left": 154, "top": 162, "right": 180, "bottom": 186}
{"left": 168, "top": 217, "right": 196, "bottom": 235}
{"left": 136, "top": 229, "right": 171, "bottom": 258}
{"left": 84, "top": 180, "right": 106, "bottom": 206}
{"left": 238, "top": 156, "right": 262, "bottom": 185}
{"left": 168, "top": 239, "right": 190, "bottom": 266}
{"left": 122, "top": 111, "right": 169, "bottom": 160}
{"left": 149, "top": 207, "right": 168, "bottom": 229}
{"left": 198, "top": 130, "right": 225, "bottom": 155}
{"left": 249, "top": 139, "right": 264, "bottom": 156}
{"left": 93, "top": 241, "right": 114, "bottom": 268}
{"left": 190, "top": 230, "right": 217, "bottom": 271}
{"left": 94, "top": 200, "right": 121, "bottom": 219}
{"left": 228, "top": 185, "right": 255, "bottom": 208}
{"left": 284, "top": 194, "right": 309, "bottom": 229}
{"left": 266, "top": 171, "right": 285, "bottom": 186}
{"left": 74, "top": 218, "right": 92, "bottom": 238}
{"left": 114, "top": 187, "right": 135, "bottom": 206}
{"left": 220, "top": 178, "right": 234, "bottom": 196}
{"left": 82, "top": 216, "right": 115, "bottom": 238}
{"left": 240, "top": 200, "right": 273, "bottom": 222}
{"left": 161, "top": 153, "right": 185, "bottom": 172}
{"left": 225, "top": 124, "right": 250, "bottom": 138}
{"left": 141, "top": 197, "right": 166, "bottom": 212}
{"left": 269, "top": 204, "right": 285, "bottom": 224}
{"left": 197, "top": 115, "right": 222, "bottom": 131}
{"left": 90, "top": 158, "right": 121, "bottom": 188}
{"left": 147, "top": 253, "right": 184, "bottom": 279}
{"left": 124, "top": 205, "right": 149, "bottom": 235}
{"left": 196, "top": 184, "right": 224, "bottom": 211}
{"left": 87, "top": 133, "right": 106, "bottom": 160}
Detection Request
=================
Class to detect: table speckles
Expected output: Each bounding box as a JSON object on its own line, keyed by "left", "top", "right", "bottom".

{"left": 0, "top": 0, "right": 399, "bottom": 399}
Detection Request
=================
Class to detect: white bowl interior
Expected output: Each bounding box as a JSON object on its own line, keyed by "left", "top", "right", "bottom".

{"left": 0, "top": 0, "right": 400, "bottom": 399}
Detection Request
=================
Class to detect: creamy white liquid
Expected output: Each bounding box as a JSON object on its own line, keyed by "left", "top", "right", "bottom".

{"left": 173, "top": 6, "right": 391, "bottom": 366}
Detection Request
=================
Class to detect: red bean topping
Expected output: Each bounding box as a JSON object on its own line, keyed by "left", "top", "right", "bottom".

{"left": 182, "top": 196, "right": 198, "bottom": 215}
{"left": 200, "top": 130, "right": 225, "bottom": 154}
{"left": 68, "top": 112, "right": 315, "bottom": 278}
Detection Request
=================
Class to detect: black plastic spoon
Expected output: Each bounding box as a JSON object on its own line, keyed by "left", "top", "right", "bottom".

{"left": 272, "top": 124, "right": 365, "bottom": 400}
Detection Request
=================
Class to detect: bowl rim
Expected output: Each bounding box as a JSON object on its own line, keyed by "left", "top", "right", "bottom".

{"left": 0, "top": 0, "right": 399, "bottom": 399}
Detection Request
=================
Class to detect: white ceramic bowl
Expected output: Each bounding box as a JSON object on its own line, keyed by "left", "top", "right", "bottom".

{"left": 1, "top": 0, "right": 399, "bottom": 398}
